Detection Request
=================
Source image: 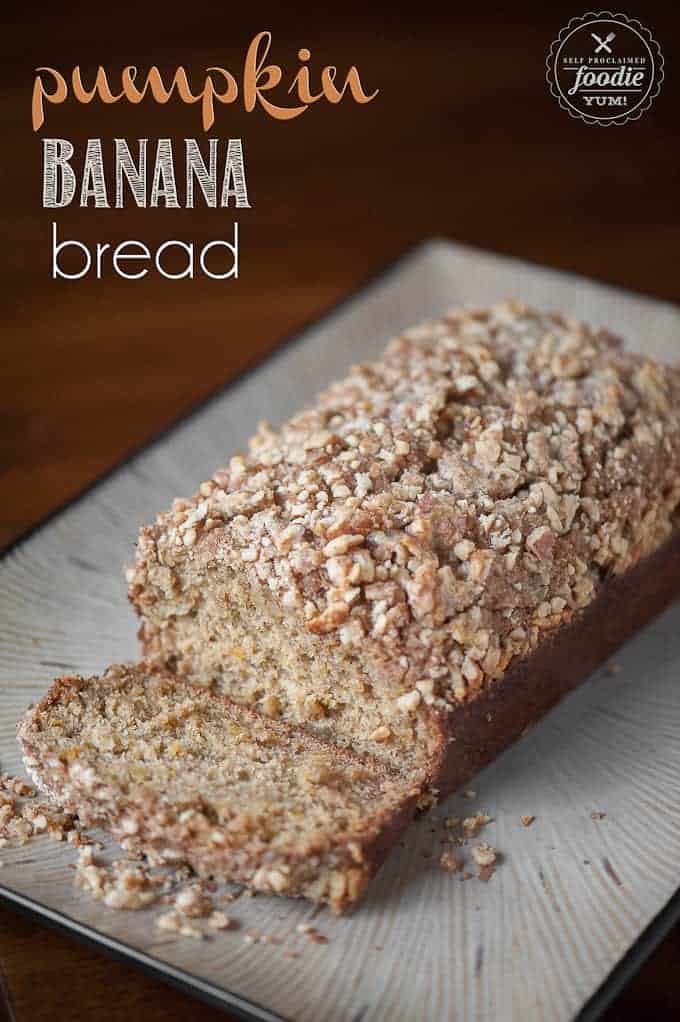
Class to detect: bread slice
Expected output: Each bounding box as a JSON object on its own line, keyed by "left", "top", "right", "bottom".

{"left": 18, "top": 662, "right": 422, "bottom": 911}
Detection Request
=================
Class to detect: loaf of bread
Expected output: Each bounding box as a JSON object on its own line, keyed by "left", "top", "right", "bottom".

{"left": 21, "top": 302, "right": 680, "bottom": 909}
{"left": 128, "top": 302, "right": 680, "bottom": 774}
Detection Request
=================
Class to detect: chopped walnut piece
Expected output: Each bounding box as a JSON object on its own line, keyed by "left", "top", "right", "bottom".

{"left": 462, "top": 813, "right": 492, "bottom": 838}
{"left": 471, "top": 842, "right": 497, "bottom": 868}
{"left": 527, "top": 525, "right": 555, "bottom": 561}
{"left": 261, "top": 694, "right": 281, "bottom": 718}
{"left": 439, "top": 850, "right": 463, "bottom": 874}
{"left": 76, "top": 856, "right": 160, "bottom": 911}
{"left": 0, "top": 774, "right": 35, "bottom": 798}
{"left": 156, "top": 910, "right": 182, "bottom": 933}
{"left": 207, "top": 911, "right": 233, "bottom": 930}
{"left": 174, "top": 885, "right": 213, "bottom": 918}
{"left": 396, "top": 690, "right": 421, "bottom": 713}
{"left": 294, "top": 921, "right": 330, "bottom": 944}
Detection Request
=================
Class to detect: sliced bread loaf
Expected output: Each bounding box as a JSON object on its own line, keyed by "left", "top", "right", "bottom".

{"left": 128, "top": 303, "right": 680, "bottom": 797}
{"left": 19, "top": 303, "right": 680, "bottom": 912}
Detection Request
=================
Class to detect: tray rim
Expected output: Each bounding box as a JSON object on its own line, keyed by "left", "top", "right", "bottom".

{"left": 2, "top": 236, "right": 679, "bottom": 1022}
{"left": 0, "top": 884, "right": 288, "bottom": 1022}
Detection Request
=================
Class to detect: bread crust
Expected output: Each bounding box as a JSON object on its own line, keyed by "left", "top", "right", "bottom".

{"left": 428, "top": 530, "right": 680, "bottom": 796}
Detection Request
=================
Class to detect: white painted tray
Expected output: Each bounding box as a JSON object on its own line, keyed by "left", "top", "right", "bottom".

{"left": 1, "top": 240, "right": 679, "bottom": 1022}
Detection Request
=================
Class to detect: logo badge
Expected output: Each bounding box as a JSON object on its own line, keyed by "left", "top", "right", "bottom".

{"left": 547, "top": 12, "right": 663, "bottom": 125}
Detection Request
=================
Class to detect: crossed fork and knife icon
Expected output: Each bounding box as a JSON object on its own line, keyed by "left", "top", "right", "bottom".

{"left": 591, "top": 31, "right": 616, "bottom": 53}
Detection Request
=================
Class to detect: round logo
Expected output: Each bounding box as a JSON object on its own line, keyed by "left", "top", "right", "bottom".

{"left": 546, "top": 12, "right": 663, "bottom": 125}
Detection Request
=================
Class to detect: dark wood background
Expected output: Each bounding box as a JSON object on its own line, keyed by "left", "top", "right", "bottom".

{"left": 1, "top": 3, "right": 679, "bottom": 1019}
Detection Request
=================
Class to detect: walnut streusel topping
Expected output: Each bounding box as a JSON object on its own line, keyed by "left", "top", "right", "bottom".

{"left": 129, "top": 302, "right": 680, "bottom": 710}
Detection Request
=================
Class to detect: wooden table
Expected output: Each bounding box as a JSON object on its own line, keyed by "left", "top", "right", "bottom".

{"left": 2, "top": 3, "right": 679, "bottom": 1018}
